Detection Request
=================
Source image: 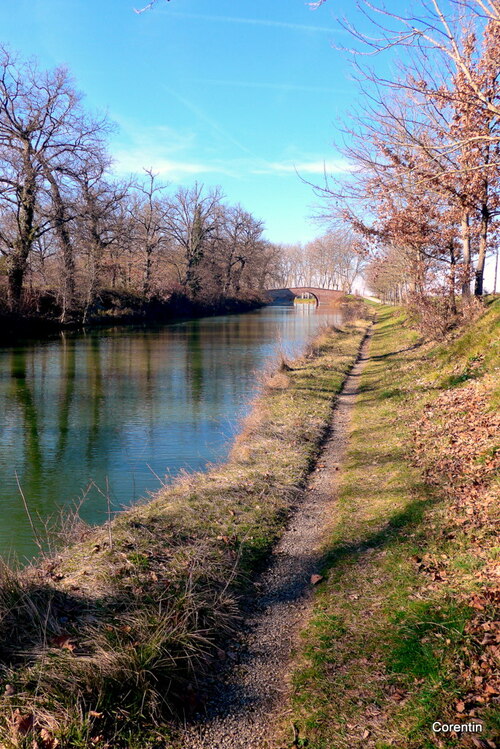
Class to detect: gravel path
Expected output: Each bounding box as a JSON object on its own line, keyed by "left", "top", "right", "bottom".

{"left": 179, "top": 328, "right": 372, "bottom": 749}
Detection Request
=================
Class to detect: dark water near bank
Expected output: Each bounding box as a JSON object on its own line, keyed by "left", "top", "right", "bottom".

{"left": 0, "top": 305, "right": 343, "bottom": 561}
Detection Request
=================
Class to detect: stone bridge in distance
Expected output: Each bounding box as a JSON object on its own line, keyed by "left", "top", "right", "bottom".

{"left": 265, "top": 287, "right": 345, "bottom": 306}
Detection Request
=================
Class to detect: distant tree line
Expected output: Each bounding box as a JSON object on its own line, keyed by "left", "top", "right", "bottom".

{"left": 274, "top": 231, "right": 364, "bottom": 293}
{"left": 0, "top": 47, "right": 280, "bottom": 321}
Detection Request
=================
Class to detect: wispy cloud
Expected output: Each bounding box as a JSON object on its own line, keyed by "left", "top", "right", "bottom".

{"left": 111, "top": 152, "right": 352, "bottom": 181}
{"left": 158, "top": 10, "right": 339, "bottom": 34}
{"left": 112, "top": 152, "right": 223, "bottom": 179}
{"left": 252, "top": 159, "right": 352, "bottom": 176}
{"left": 109, "top": 120, "right": 235, "bottom": 179}
{"left": 108, "top": 118, "right": 351, "bottom": 180}
{"left": 110, "top": 118, "right": 197, "bottom": 154}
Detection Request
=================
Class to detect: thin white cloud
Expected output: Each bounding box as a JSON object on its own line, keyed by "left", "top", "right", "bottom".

{"left": 111, "top": 118, "right": 197, "bottom": 155}
{"left": 111, "top": 153, "right": 352, "bottom": 181}
{"left": 111, "top": 149, "right": 238, "bottom": 179}
{"left": 253, "top": 160, "right": 353, "bottom": 176}
{"left": 157, "top": 10, "right": 340, "bottom": 34}
{"left": 108, "top": 117, "right": 351, "bottom": 180}
{"left": 109, "top": 117, "right": 240, "bottom": 178}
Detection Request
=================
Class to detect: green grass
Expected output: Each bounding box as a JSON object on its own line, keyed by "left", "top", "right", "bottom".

{"left": 432, "top": 298, "right": 500, "bottom": 392}
{"left": 287, "top": 302, "right": 500, "bottom": 749}
{"left": 387, "top": 601, "right": 471, "bottom": 679}
{"left": 0, "top": 317, "right": 371, "bottom": 748}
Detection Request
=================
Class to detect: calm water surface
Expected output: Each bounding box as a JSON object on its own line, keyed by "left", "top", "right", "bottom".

{"left": 0, "top": 305, "right": 343, "bottom": 560}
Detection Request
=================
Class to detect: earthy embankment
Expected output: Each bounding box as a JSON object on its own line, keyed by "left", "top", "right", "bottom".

{"left": 287, "top": 301, "right": 500, "bottom": 749}
{"left": 0, "top": 316, "right": 369, "bottom": 748}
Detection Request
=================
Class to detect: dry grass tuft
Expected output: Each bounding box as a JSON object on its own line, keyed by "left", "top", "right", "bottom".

{"left": 277, "top": 354, "right": 293, "bottom": 372}
{"left": 265, "top": 371, "right": 291, "bottom": 389}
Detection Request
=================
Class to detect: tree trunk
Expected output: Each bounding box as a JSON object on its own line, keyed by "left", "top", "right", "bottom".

{"left": 8, "top": 249, "right": 28, "bottom": 310}
{"left": 83, "top": 231, "right": 105, "bottom": 325}
{"left": 494, "top": 247, "right": 498, "bottom": 294}
{"left": 47, "top": 176, "right": 75, "bottom": 321}
{"left": 143, "top": 244, "right": 153, "bottom": 297}
{"left": 223, "top": 251, "right": 235, "bottom": 294}
{"left": 8, "top": 171, "right": 37, "bottom": 311}
{"left": 474, "top": 204, "right": 489, "bottom": 297}
{"left": 184, "top": 204, "right": 204, "bottom": 297}
{"left": 233, "top": 258, "right": 246, "bottom": 295}
{"left": 461, "top": 210, "right": 472, "bottom": 298}
{"left": 449, "top": 243, "right": 457, "bottom": 315}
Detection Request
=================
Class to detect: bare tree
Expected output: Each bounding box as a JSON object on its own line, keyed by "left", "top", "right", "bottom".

{"left": 325, "top": 0, "right": 500, "bottom": 118}
{"left": 207, "top": 204, "right": 265, "bottom": 295}
{"left": 129, "top": 169, "right": 172, "bottom": 298}
{"left": 75, "top": 162, "right": 130, "bottom": 316}
{"left": 0, "top": 46, "right": 110, "bottom": 311}
{"left": 165, "top": 183, "right": 223, "bottom": 296}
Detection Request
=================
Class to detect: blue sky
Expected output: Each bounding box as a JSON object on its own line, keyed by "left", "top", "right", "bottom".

{"left": 0, "top": 0, "right": 382, "bottom": 245}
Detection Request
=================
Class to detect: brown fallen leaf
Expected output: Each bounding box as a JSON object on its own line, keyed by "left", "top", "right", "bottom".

{"left": 391, "top": 690, "right": 407, "bottom": 702}
{"left": 88, "top": 711, "right": 103, "bottom": 718}
{"left": 11, "top": 710, "right": 34, "bottom": 736}
{"left": 49, "top": 635, "right": 75, "bottom": 652}
{"left": 40, "top": 728, "right": 59, "bottom": 749}
{"left": 310, "top": 574, "right": 324, "bottom": 585}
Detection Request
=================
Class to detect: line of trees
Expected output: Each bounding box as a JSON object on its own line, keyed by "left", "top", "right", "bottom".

{"left": 0, "top": 47, "right": 280, "bottom": 320}
{"left": 274, "top": 230, "right": 364, "bottom": 293}
{"left": 312, "top": 0, "right": 500, "bottom": 316}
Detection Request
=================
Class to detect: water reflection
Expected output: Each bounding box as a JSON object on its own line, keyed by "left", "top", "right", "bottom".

{"left": 0, "top": 306, "right": 343, "bottom": 560}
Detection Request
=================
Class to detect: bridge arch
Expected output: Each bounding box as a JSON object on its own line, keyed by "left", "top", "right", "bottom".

{"left": 293, "top": 290, "right": 319, "bottom": 305}
{"left": 265, "top": 287, "right": 344, "bottom": 306}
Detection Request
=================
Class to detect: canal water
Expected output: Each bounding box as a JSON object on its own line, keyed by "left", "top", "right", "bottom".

{"left": 0, "top": 304, "right": 343, "bottom": 561}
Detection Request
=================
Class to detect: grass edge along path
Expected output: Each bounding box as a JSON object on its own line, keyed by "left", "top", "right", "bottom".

{"left": 287, "top": 302, "right": 499, "bottom": 749}
{"left": 0, "top": 317, "right": 370, "bottom": 749}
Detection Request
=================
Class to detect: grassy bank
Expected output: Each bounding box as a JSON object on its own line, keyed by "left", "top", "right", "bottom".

{"left": 288, "top": 301, "right": 499, "bottom": 748}
{"left": 0, "top": 317, "right": 370, "bottom": 748}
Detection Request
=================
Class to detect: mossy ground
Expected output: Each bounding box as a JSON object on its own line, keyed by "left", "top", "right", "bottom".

{"left": 287, "top": 301, "right": 499, "bottom": 749}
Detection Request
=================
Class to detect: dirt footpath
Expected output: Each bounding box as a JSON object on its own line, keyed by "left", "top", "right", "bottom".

{"left": 179, "top": 329, "right": 372, "bottom": 749}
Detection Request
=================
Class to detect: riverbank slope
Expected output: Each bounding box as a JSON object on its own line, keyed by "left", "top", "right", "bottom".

{"left": 0, "top": 316, "right": 370, "bottom": 748}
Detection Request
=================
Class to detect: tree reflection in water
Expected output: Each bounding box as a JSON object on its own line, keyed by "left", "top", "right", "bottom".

{"left": 0, "top": 305, "right": 343, "bottom": 560}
